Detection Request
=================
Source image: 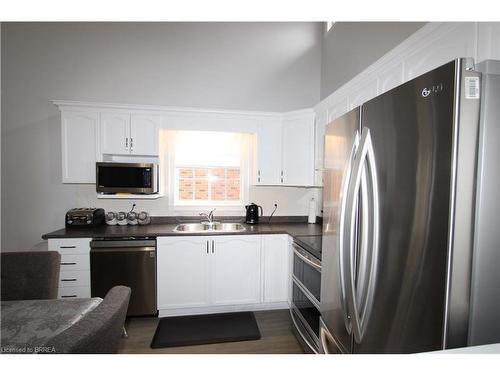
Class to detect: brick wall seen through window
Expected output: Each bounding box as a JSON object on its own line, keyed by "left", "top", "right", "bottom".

{"left": 177, "top": 167, "right": 240, "bottom": 202}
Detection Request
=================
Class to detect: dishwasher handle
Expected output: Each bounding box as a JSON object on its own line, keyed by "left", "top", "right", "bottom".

{"left": 90, "top": 239, "right": 155, "bottom": 248}
{"left": 90, "top": 246, "right": 156, "bottom": 253}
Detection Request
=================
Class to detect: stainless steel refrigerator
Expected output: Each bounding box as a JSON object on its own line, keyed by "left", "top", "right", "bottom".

{"left": 319, "top": 58, "right": 482, "bottom": 354}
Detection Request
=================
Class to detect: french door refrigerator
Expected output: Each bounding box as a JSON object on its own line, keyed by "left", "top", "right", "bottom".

{"left": 319, "top": 58, "right": 481, "bottom": 354}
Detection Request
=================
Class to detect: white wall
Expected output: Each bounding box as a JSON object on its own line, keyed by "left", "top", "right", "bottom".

{"left": 1, "top": 22, "right": 323, "bottom": 251}
{"left": 321, "top": 22, "right": 426, "bottom": 99}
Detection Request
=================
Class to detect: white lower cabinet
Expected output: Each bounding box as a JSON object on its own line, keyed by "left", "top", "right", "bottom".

{"left": 156, "top": 236, "right": 211, "bottom": 309}
{"left": 262, "top": 234, "right": 290, "bottom": 303}
{"left": 48, "top": 238, "right": 91, "bottom": 299}
{"left": 212, "top": 236, "right": 261, "bottom": 306}
{"left": 157, "top": 234, "right": 290, "bottom": 316}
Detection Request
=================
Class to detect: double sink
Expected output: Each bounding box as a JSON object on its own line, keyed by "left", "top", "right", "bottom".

{"left": 173, "top": 222, "right": 246, "bottom": 233}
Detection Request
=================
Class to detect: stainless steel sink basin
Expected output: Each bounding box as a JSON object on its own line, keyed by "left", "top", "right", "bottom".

{"left": 173, "top": 223, "right": 211, "bottom": 232}
{"left": 173, "top": 222, "right": 245, "bottom": 233}
{"left": 211, "top": 223, "right": 245, "bottom": 232}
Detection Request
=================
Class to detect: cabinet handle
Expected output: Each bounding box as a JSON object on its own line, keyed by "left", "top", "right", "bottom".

{"left": 125, "top": 137, "right": 128, "bottom": 149}
{"left": 59, "top": 246, "right": 76, "bottom": 249}
{"left": 258, "top": 170, "right": 261, "bottom": 176}
{"left": 61, "top": 278, "right": 77, "bottom": 282}
{"left": 61, "top": 295, "right": 77, "bottom": 298}
{"left": 206, "top": 241, "right": 209, "bottom": 254}
{"left": 61, "top": 262, "right": 77, "bottom": 265}
{"left": 212, "top": 240, "right": 215, "bottom": 254}
{"left": 281, "top": 171, "right": 284, "bottom": 183}
{"left": 130, "top": 137, "right": 133, "bottom": 151}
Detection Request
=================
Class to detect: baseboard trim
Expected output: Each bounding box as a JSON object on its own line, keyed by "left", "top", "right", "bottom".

{"left": 158, "top": 301, "right": 289, "bottom": 318}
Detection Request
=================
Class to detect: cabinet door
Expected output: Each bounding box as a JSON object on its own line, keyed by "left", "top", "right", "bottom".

{"left": 212, "top": 235, "right": 261, "bottom": 306}
{"left": 100, "top": 112, "right": 130, "bottom": 155}
{"left": 262, "top": 234, "right": 290, "bottom": 303}
{"left": 130, "top": 114, "right": 160, "bottom": 156}
{"left": 282, "top": 112, "right": 315, "bottom": 186}
{"left": 157, "top": 237, "right": 211, "bottom": 309}
{"left": 61, "top": 111, "right": 99, "bottom": 183}
{"left": 255, "top": 119, "right": 282, "bottom": 185}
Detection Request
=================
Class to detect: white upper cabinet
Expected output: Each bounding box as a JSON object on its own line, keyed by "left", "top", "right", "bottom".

{"left": 100, "top": 112, "right": 159, "bottom": 156}
{"left": 61, "top": 111, "right": 99, "bottom": 183}
{"left": 255, "top": 118, "right": 282, "bottom": 185}
{"left": 281, "top": 110, "right": 316, "bottom": 186}
{"left": 212, "top": 235, "right": 261, "bottom": 306}
{"left": 100, "top": 112, "right": 130, "bottom": 155}
{"left": 253, "top": 110, "right": 316, "bottom": 187}
{"left": 130, "top": 114, "right": 160, "bottom": 156}
{"left": 56, "top": 101, "right": 319, "bottom": 186}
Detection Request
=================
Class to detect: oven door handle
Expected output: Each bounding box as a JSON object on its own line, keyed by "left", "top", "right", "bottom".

{"left": 290, "top": 308, "right": 319, "bottom": 354}
{"left": 292, "top": 245, "right": 322, "bottom": 272}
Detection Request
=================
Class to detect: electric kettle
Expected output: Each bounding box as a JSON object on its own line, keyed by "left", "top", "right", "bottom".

{"left": 245, "top": 203, "right": 263, "bottom": 224}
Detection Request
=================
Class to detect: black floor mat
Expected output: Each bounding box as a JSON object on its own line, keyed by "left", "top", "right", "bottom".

{"left": 150, "top": 311, "right": 261, "bottom": 348}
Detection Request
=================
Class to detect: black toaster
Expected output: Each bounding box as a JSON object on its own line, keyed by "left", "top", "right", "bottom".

{"left": 65, "top": 208, "right": 105, "bottom": 228}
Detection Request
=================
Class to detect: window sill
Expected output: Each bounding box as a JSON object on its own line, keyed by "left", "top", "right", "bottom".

{"left": 171, "top": 204, "right": 244, "bottom": 212}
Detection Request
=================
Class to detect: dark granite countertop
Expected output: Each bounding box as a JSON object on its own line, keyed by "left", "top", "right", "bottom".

{"left": 42, "top": 219, "right": 322, "bottom": 240}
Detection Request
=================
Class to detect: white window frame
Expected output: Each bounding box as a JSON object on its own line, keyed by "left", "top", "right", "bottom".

{"left": 166, "top": 131, "right": 251, "bottom": 212}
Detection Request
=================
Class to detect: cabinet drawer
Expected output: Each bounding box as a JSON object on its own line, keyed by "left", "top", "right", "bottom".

{"left": 59, "top": 269, "right": 90, "bottom": 287}
{"left": 57, "top": 286, "right": 91, "bottom": 299}
{"left": 49, "top": 238, "right": 91, "bottom": 254}
{"left": 59, "top": 254, "right": 90, "bottom": 271}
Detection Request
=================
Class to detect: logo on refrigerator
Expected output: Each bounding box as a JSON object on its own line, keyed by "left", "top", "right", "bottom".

{"left": 421, "top": 83, "right": 444, "bottom": 98}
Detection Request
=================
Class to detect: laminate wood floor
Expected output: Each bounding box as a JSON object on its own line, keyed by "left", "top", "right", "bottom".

{"left": 118, "top": 309, "right": 305, "bottom": 354}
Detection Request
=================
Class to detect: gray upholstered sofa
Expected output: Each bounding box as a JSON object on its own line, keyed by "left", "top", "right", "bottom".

{"left": 1, "top": 251, "right": 131, "bottom": 354}
{"left": 46, "top": 285, "right": 131, "bottom": 353}
{"left": 1, "top": 251, "right": 61, "bottom": 300}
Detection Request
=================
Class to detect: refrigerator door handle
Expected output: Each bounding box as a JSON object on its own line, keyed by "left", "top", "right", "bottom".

{"left": 338, "top": 129, "right": 360, "bottom": 335}
{"left": 359, "top": 126, "right": 380, "bottom": 341}
{"left": 344, "top": 126, "right": 380, "bottom": 343}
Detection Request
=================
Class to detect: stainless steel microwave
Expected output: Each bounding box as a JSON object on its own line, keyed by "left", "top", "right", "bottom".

{"left": 96, "top": 162, "right": 159, "bottom": 194}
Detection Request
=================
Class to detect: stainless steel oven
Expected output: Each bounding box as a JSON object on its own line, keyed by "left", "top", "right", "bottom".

{"left": 290, "top": 237, "right": 322, "bottom": 354}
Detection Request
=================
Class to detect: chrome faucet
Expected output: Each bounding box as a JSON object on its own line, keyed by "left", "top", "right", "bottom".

{"left": 199, "top": 208, "right": 217, "bottom": 224}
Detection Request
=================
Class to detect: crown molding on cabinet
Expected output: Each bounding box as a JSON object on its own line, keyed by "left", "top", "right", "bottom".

{"left": 52, "top": 100, "right": 315, "bottom": 121}
{"left": 314, "top": 22, "right": 500, "bottom": 122}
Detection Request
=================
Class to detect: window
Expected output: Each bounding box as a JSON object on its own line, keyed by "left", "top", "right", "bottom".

{"left": 171, "top": 130, "right": 249, "bottom": 207}
{"left": 177, "top": 167, "right": 241, "bottom": 202}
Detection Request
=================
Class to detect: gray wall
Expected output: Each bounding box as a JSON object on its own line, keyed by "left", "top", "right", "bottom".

{"left": 1, "top": 22, "right": 323, "bottom": 250}
{"left": 321, "top": 22, "right": 426, "bottom": 99}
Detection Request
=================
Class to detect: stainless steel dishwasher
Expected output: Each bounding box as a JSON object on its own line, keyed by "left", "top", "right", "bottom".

{"left": 90, "top": 237, "right": 157, "bottom": 316}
